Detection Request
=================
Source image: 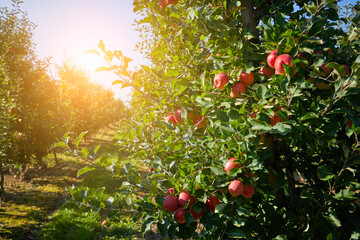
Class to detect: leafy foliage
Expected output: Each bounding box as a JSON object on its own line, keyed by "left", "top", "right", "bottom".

{"left": 62, "top": 0, "right": 360, "bottom": 239}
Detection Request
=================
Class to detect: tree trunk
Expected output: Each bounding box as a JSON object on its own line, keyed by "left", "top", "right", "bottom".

{"left": 241, "top": 0, "right": 258, "bottom": 37}
{"left": 0, "top": 163, "right": 5, "bottom": 202}
{"left": 53, "top": 148, "right": 58, "bottom": 165}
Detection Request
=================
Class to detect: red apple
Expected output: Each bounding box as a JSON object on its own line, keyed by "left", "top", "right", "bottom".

{"left": 148, "top": 168, "right": 154, "bottom": 172}
{"left": 224, "top": 158, "right": 242, "bottom": 174}
{"left": 270, "top": 111, "right": 285, "bottom": 126}
{"left": 213, "top": 73, "right": 229, "bottom": 90}
{"left": 174, "top": 108, "right": 185, "bottom": 125}
{"left": 259, "top": 66, "right": 275, "bottom": 77}
{"left": 163, "top": 195, "right": 179, "bottom": 212}
{"left": 157, "top": 0, "right": 168, "bottom": 8}
{"left": 165, "top": 114, "right": 177, "bottom": 126}
{"left": 318, "top": 63, "right": 333, "bottom": 76}
{"left": 238, "top": 71, "right": 254, "bottom": 87}
{"left": 274, "top": 54, "right": 293, "bottom": 75}
{"left": 190, "top": 208, "right": 203, "bottom": 219}
{"left": 230, "top": 82, "right": 246, "bottom": 98}
{"left": 178, "top": 191, "right": 195, "bottom": 207}
{"left": 347, "top": 119, "right": 353, "bottom": 128}
{"left": 342, "top": 64, "right": 350, "bottom": 76}
{"left": 242, "top": 185, "right": 255, "bottom": 198}
{"left": 206, "top": 196, "right": 220, "bottom": 212}
{"left": 228, "top": 180, "right": 244, "bottom": 197}
{"left": 174, "top": 208, "right": 189, "bottom": 224}
{"left": 193, "top": 115, "right": 206, "bottom": 128}
{"left": 267, "top": 50, "right": 278, "bottom": 69}
{"left": 166, "top": 188, "right": 175, "bottom": 195}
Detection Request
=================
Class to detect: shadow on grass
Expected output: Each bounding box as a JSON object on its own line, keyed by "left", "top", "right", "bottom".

{"left": 0, "top": 224, "right": 41, "bottom": 240}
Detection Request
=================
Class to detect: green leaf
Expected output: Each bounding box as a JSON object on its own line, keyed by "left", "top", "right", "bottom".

{"left": 80, "top": 147, "right": 89, "bottom": 158}
{"left": 215, "top": 203, "right": 226, "bottom": 213}
{"left": 228, "top": 229, "right": 246, "bottom": 238}
{"left": 75, "top": 131, "right": 88, "bottom": 148}
{"left": 317, "top": 166, "right": 335, "bottom": 181}
{"left": 95, "top": 66, "right": 111, "bottom": 72}
{"left": 112, "top": 80, "right": 123, "bottom": 85}
{"left": 124, "top": 162, "right": 131, "bottom": 173}
{"left": 52, "top": 142, "right": 67, "bottom": 149}
{"left": 83, "top": 49, "right": 100, "bottom": 55}
{"left": 256, "top": 85, "right": 268, "bottom": 99}
{"left": 210, "top": 167, "right": 225, "bottom": 176}
{"left": 273, "top": 235, "right": 288, "bottom": 240}
{"left": 126, "top": 194, "right": 132, "bottom": 205}
{"left": 251, "top": 122, "right": 272, "bottom": 132}
{"left": 232, "top": 218, "right": 246, "bottom": 227}
{"left": 77, "top": 166, "right": 95, "bottom": 177}
{"left": 188, "top": 8, "right": 195, "bottom": 21}
{"left": 333, "top": 189, "right": 356, "bottom": 200}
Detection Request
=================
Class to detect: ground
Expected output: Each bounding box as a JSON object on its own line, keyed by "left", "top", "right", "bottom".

{"left": 0, "top": 125, "right": 117, "bottom": 240}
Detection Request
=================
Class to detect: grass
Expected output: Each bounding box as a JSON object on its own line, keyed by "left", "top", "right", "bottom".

{"left": 0, "top": 124, "right": 144, "bottom": 240}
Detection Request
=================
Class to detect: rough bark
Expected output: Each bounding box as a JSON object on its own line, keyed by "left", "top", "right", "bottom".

{"left": 241, "top": 0, "right": 258, "bottom": 37}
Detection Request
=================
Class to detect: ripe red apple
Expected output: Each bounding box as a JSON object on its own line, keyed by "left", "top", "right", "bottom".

{"left": 157, "top": 0, "right": 168, "bottom": 8}
{"left": 224, "top": 158, "right": 242, "bottom": 174}
{"left": 347, "top": 119, "right": 353, "bottom": 128}
{"left": 148, "top": 168, "right": 154, "bottom": 172}
{"left": 274, "top": 54, "right": 293, "bottom": 75}
{"left": 242, "top": 185, "right": 255, "bottom": 198}
{"left": 342, "top": 64, "right": 350, "bottom": 76}
{"left": 190, "top": 208, "right": 203, "bottom": 219}
{"left": 318, "top": 63, "right": 333, "bottom": 76}
{"left": 163, "top": 195, "right": 179, "bottom": 212}
{"left": 206, "top": 196, "right": 220, "bottom": 212}
{"left": 174, "top": 108, "right": 185, "bottom": 125}
{"left": 213, "top": 73, "right": 229, "bottom": 90}
{"left": 230, "top": 82, "right": 246, "bottom": 98}
{"left": 228, "top": 180, "right": 244, "bottom": 197}
{"left": 259, "top": 66, "right": 275, "bottom": 77}
{"left": 270, "top": 111, "right": 285, "bottom": 126}
{"left": 174, "top": 208, "right": 189, "bottom": 224}
{"left": 166, "top": 188, "right": 175, "bottom": 195}
{"left": 8, "top": 108, "right": 15, "bottom": 114}
{"left": 178, "top": 191, "right": 195, "bottom": 207}
{"left": 267, "top": 50, "right": 278, "bottom": 69}
{"left": 193, "top": 115, "right": 206, "bottom": 128}
{"left": 238, "top": 71, "right": 254, "bottom": 87}
{"left": 165, "top": 114, "right": 177, "bottom": 126}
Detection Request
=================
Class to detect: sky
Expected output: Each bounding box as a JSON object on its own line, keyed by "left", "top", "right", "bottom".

{"left": 2, "top": 0, "right": 148, "bottom": 104}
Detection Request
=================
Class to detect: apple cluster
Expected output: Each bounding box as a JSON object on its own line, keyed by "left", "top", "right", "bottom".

{"left": 157, "top": 0, "right": 178, "bottom": 8}
{"left": 213, "top": 70, "right": 254, "bottom": 97}
{"left": 164, "top": 108, "right": 206, "bottom": 129}
{"left": 224, "top": 158, "right": 256, "bottom": 198}
{"left": 163, "top": 189, "right": 220, "bottom": 224}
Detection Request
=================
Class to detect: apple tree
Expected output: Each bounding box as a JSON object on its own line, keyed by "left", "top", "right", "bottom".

{"left": 65, "top": 0, "right": 360, "bottom": 239}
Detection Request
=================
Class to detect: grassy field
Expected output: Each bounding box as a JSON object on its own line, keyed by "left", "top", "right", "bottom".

{"left": 0, "top": 124, "right": 147, "bottom": 240}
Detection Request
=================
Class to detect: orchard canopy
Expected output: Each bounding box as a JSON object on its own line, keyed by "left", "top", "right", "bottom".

{"left": 63, "top": 0, "right": 360, "bottom": 239}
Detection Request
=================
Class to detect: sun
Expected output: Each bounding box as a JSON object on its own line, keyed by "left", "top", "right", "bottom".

{"left": 76, "top": 51, "right": 105, "bottom": 73}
